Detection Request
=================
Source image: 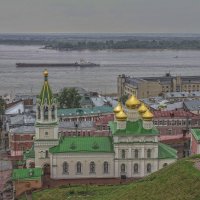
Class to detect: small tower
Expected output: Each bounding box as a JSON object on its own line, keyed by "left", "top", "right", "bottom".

{"left": 34, "top": 70, "right": 59, "bottom": 168}
{"left": 115, "top": 109, "right": 127, "bottom": 129}
{"left": 125, "top": 94, "right": 140, "bottom": 121}
{"left": 113, "top": 102, "right": 122, "bottom": 121}
{"left": 142, "top": 109, "right": 154, "bottom": 129}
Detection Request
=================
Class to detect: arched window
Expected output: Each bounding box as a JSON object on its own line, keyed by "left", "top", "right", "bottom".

{"left": 147, "top": 163, "right": 151, "bottom": 173}
{"left": 121, "top": 164, "right": 126, "bottom": 173}
{"left": 52, "top": 105, "right": 55, "bottom": 120}
{"left": 163, "top": 163, "right": 168, "bottom": 167}
{"left": 44, "top": 106, "right": 48, "bottom": 120}
{"left": 63, "top": 162, "right": 68, "bottom": 174}
{"left": 147, "top": 149, "right": 151, "bottom": 158}
{"left": 90, "top": 161, "right": 95, "bottom": 174}
{"left": 122, "top": 149, "right": 126, "bottom": 159}
{"left": 38, "top": 106, "right": 41, "bottom": 119}
{"left": 103, "top": 162, "right": 109, "bottom": 174}
{"left": 76, "top": 162, "right": 82, "bottom": 174}
{"left": 135, "top": 149, "right": 139, "bottom": 158}
{"left": 134, "top": 163, "right": 139, "bottom": 173}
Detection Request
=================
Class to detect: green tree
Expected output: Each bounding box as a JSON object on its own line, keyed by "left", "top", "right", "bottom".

{"left": 58, "top": 88, "right": 81, "bottom": 108}
{"left": 0, "top": 97, "right": 5, "bottom": 115}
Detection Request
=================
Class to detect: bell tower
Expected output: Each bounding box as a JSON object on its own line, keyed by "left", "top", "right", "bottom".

{"left": 34, "top": 70, "right": 59, "bottom": 168}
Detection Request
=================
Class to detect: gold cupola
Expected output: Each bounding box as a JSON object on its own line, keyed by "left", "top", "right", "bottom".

{"left": 116, "top": 109, "right": 127, "bottom": 121}
{"left": 142, "top": 109, "right": 154, "bottom": 121}
{"left": 43, "top": 69, "right": 48, "bottom": 77}
{"left": 138, "top": 103, "right": 148, "bottom": 114}
{"left": 125, "top": 94, "right": 140, "bottom": 109}
{"left": 113, "top": 102, "right": 122, "bottom": 114}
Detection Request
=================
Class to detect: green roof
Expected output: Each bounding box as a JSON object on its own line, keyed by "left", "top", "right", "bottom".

{"left": 49, "top": 136, "right": 114, "bottom": 154}
{"left": 12, "top": 168, "right": 43, "bottom": 181}
{"left": 57, "top": 106, "right": 113, "bottom": 117}
{"left": 109, "top": 119, "right": 159, "bottom": 136}
{"left": 191, "top": 129, "right": 200, "bottom": 141}
{"left": 39, "top": 76, "right": 54, "bottom": 105}
{"left": 23, "top": 145, "right": 35, "bottom": 160}
{"left": 158, "top": 143, "right": 177, "bottom": 159}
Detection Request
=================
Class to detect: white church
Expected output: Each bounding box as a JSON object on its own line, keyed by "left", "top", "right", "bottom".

{"left": 24, "top": 70, "right": 177, "bottom": 179}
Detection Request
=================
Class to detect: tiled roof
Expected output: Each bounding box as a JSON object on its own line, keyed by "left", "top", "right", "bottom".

{"left": 158, "top": 143, "right": 177, "bottom": 159}
{"left": 10, "top": 126, "right": 35, "bottom": 134}
{"left": 153, "top": 110, "right": 195, "bottom": 118}
{"left": 49, "top": 136, "right": 114, "bottom": 154}
{"left": 109, "top": 120, "right": 159, "bottom": 136}
{"left": 191, "top": 129, "right": 200, "bottom": 141}
{"left": 57, "top": 106, "right": 113, "bottom": 117}
{"left": 23, "top": 145, "right": 35, "bottom": 160}
{"left": 12, "top": 168, "right": 43, "bottom": 181}
{"left": 184, "top": 100, "right": 200, "bottom": 111}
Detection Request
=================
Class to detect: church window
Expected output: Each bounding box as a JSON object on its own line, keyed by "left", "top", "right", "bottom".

{"left": 147, "top": 163, "right": 151, "bottom": 173}
{"left": 121, "top": 149, "right": 126, "bottom": 159}
{"left": 76, "top": 162, "right": 82, "bottom": 174}
{"left": 103, "top": 162, "right": 109, "bottom": 174}
{"left": 44, "top": 106, "right": 48, "bottom": 120}
{"left": 147, "top": 149, "right": 151, "bottom": 158}
{"left": 121, "top": 164, "right": 126, "bottom": 173}
{"left": 45, "top": 150, "right": 49, "bottom": 158}
{"left": 52, "top": 105, "right": 55, "bottom": 120}
{"left": 135, "top": 149, "right": 139, "bottom": 158}
{"left": 134, "top": 163, "right": 139, "bottom": 173}
{"left": 38, "top": 106, "right": 41, "bottom": 119}
{"left": 45, "top": 132, "right": 48, "bottom": 136}
{"left": 63, "top": 162, "right": 69, "bottom": 174}
{"left": 90, "top": 162, "right": 95, "bottom": 174}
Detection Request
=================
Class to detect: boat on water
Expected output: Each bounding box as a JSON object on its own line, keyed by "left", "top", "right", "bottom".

{"left": 16, "top": 59, "right": 100, "bottom": 68}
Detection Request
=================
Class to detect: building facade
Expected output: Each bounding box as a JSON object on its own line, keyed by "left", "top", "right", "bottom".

{"left": 23, "top": 71, "right": 177, "bottom": 179}
{"left": 118, "top": 74, "right": 200, "bottom": 99}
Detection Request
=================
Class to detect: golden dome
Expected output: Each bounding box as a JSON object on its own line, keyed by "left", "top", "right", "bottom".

{"left": 116, "top": 109, "right": 127, "bottom": 121}
{"left": 138, "top": 103, "right": 148, "bottom": 114}
{"left": 142, "top": 109, "right": 154, "bottom": 121}
{"left": 113, "top": 102, "right": 122, "bottom": 114}
{"left": 43, "top": 69, "right": 48, "bottom": 77}
{"left": 125, "top": 94, "right": 140, "bottom": 109}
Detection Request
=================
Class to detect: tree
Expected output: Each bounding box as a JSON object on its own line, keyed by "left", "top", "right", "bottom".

{"left": 58, "top": 88, "right": 81, "bottom": 108}
{"left": 120, "top": 94, "right": 128, "bottom": 105}
{"left": 0, "top": 97, "right": 5, "bottom": 115}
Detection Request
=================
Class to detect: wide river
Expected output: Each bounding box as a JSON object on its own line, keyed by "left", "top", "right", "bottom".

{"left": 0, "top": 45, "right": 200, "bottom": 95}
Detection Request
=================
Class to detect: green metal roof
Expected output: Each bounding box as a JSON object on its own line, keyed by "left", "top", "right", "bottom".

{"left": 158, "top": 143, "right": 177, "bottom": 159}
{"left": 39, "top": 76, "right": 54, "bottom": 105}
{"left": 49, "top": 136, "right": 114, "bottom": 154}
{"left": 57, "top": 106, "right": 113, "bottom": 117}
{"left": 12, "top": 168, "right": 43, "bottom": 181}
{"left": 191, "top": 129, "right": 200, "bottom": 141}
{"left": 109, "top": 119, "right": 159, "bottom": 136}
{"left": 23, "top": 145, "right": 35, "bottom": 160}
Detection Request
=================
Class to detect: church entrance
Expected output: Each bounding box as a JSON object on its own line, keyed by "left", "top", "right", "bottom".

{"left": 43, "top": 163, "right": 50, "bottom": 175}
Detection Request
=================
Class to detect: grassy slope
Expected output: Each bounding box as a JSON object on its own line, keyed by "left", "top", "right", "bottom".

{"left": 21, "top": 156, "right": 200, "bottom": 200}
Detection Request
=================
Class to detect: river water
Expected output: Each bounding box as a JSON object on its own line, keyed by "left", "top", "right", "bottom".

{"left": 0, "top": 44, "right": 200, "bottom": 95}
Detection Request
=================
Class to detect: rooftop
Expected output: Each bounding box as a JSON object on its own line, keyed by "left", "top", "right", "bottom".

{"left": 191, "top": 129, "right": 200, "bottom": 141}
{"left": 10, "top": 125, "right": 35, "bottom": 134}
{"left": 158, "top": 143, "right": 177, "bottom": 159}
{"left": 109, "top": 119, "right": 159, "bottom": 136}
{"left": 57, "top": 106, "right": 113, "bottom": 117}
{"left": 49, "top": 136, "right": 114, "bottom": 154}
{"left": 184, "top": 100, "right": 200, "bottom": 111}
{"left": 12, "top": 168, "right": 43, "bottom": 181}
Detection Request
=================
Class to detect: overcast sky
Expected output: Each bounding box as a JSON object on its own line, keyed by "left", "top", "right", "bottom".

{"left": 0, "top": 0, "right": 200, "bottom": 33}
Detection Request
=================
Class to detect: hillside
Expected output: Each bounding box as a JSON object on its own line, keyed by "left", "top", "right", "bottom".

{"left": 21, "top": 156, "right": 200, "bottom": 200}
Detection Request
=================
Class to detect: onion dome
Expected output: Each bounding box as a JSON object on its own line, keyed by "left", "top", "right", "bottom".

{"left": 142, "top": 109, "right": 154, "bottom": 121}
{"left": 113, "top": 102, "right": 122, "bottom": 114}
{"left": 116, "top": 109, "right": 127, "bottom": 121}
{"left": 43, "top": 69, "right": 48, "bottom": 77}
{"left": 138, "top": 103, "right": 148, "bottom": 114}
{"left": 125, "top": 94, "right": 140, "bottom": 109}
